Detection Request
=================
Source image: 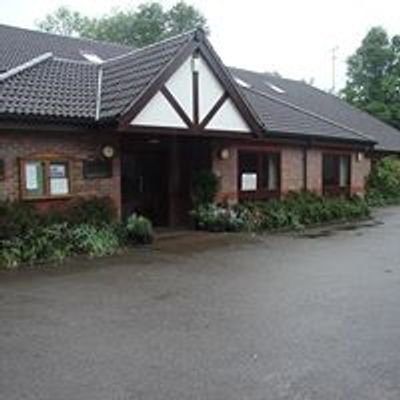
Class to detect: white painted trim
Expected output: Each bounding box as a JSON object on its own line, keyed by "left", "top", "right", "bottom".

{"left": 95, "top": 66, "right": 103, "bottom": 121}
{"left": 0, "top": 52, "right": 53, "bottom": 81}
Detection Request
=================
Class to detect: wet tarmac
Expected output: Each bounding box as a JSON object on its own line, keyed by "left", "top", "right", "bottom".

{"left": 1, "top": 207, "right": 400, "bottom": 399}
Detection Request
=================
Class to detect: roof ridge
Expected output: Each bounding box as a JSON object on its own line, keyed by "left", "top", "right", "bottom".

{"left": 243, "top": 86, "right": 375, "bottom": 142}
{"left": 0, "top": 23, "right": 133, "bottom": 51}
{"left": 103, "top": 29, "right": 197, "bottom": 65}
{"left": 0, "top": 52, "right": 53, "bottom": 82}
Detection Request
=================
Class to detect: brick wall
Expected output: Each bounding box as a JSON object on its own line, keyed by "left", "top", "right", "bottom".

{"left": 306, "top": 148, "right": 323, "bottom": 194}
{"left": 0, "top": 131, "right": 121, "bottom": 214}
{"left": 212, "top": 144, "right": 238, "bottom": 205}
{"left": 212, "top": 141, "right": 371, "bottom": 202}
{"left": 281, "top": 147, "right": 304, "bottom": 194}
{"left": 351, "top": 152, "right": 371, "bottom": 196}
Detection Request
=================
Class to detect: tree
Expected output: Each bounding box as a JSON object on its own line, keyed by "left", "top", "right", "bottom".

{"left": 342, "top": 27, "right": 400, "bottom": 129}
{"left": 36, "top": 1, "right": 209, "bottom": 47}
{"left": 37, "top": 6, "right": 88, "bottom": 37}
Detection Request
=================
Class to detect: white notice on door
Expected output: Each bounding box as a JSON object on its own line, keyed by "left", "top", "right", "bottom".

{"left": 241, "top": 173, "right": 257, "bottom": 191}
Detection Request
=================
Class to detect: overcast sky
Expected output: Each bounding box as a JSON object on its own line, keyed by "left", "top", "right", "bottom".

{"left": 1, "top": 0, "right": 399, "bottom": 91}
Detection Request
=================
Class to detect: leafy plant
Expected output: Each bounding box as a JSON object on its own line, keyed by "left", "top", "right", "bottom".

{"left": 191, "top": 169, "right": 220, "bottom": 207}
{"left": 126, "top": 214, "right": 154, "bottom": 244}
{"left": 366, "top": 156, "right": 400, "bottom": 205}
{"left": 192, "top": 191, "right": 370, "bottom": 233}
{"left": 70, "top": 224, "right": 120, "bottom": 257}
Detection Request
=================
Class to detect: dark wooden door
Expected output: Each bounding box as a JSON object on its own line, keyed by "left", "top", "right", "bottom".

{"left": 121, "top": 150, "right": 169, "bottom": 226}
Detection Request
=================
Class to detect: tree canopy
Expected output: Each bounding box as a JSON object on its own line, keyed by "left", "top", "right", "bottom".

{"left": 342, "top": 27, "right": 400, "bottom": 129}
{"left": 37, "top": 1, "right": 209, "bottom": 47}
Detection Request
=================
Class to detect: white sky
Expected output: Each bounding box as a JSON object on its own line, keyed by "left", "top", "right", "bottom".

{"left": 1, "top": 0, "right": 400, "bottom": 91}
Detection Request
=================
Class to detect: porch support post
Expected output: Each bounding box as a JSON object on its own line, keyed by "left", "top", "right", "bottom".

{"left": 168, "top": 136, "right": 180, "bottom": 227}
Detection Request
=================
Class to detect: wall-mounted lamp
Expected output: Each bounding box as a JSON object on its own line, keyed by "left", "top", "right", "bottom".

{"left": 100, "top": 144, "right": 116, "bottom": 159}
{"left": 219, "top": 148, "right": 230, "bottom": 160}
{"left": 356, "top": 152, "right": 364, "bottom": 162}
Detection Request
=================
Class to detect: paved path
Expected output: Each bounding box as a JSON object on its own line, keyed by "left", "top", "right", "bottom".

{"left": 1, "top": 208, "right": 400, "bottom": 399}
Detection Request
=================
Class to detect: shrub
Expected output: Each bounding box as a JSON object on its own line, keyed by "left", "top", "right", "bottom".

{"left": 63, "top": 196, "right": 117, "bottom": 226}
{"left": 192, "top": 191, "right": 370, "bottom": 233}
{"left": 191, "top": 204, "right": 250, "bottom": 232}
{"left": 191, "top": 169, "right": 220, "bottom": 207}
{"left": 126, "top": 214, "right": 154, "bottom": 244}
{"left": 70, "top": 224, "right": 121, "bottom": 257}
{"left": 0, "top": 223, "right": 74, "bottom": 268}
{"left": 0, "top": 201, "right": 40, "bottom": 240}
{"left": 366, "top": 157, "right": 400, "bottom": 205}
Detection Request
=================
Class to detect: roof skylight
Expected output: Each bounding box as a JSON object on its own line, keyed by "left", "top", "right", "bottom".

{"left": 265, "top": 81, "right": 286, "bottom": 94}
{"left": 81, "top": 51, "right": 103, "bottom": 64}
{"left": 234, "top": 76, "right": 251, "bottom": 88}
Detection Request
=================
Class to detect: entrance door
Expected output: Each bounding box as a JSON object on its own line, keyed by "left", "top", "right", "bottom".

{"left": 121, "top": 149, "right": 169, "bottom": 226}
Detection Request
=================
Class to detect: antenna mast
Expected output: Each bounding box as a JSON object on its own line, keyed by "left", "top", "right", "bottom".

{"left": 331, "top": 46, "right": 339, "bottom": 94}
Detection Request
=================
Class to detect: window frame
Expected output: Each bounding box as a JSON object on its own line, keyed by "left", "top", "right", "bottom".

{"left": 83, "top": 158, "right": 113, "bottom": 180}
{"left": 0, "top": 159, "right": 4, "bottom": 181}
{"left": 238, "top": 150, "right": 281, "bottom": 201}
{"left": 19, "top": 157, "right": 72, "bottom": 200}
{"left": 322, "top": 153, "right": 351, "bottom": 196}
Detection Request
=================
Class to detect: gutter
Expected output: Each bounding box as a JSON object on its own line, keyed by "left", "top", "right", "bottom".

{"left": 0, "top": 52, "right": 53, "bottom": 81}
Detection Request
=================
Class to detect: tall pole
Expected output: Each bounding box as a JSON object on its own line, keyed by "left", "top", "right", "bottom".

{"left": 331, "top": 46, "right": 339, "bottom": 94}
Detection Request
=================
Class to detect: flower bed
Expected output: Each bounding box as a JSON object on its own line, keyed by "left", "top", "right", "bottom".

{"left": 0, "top": 197, "right": 153, "bottom": 269}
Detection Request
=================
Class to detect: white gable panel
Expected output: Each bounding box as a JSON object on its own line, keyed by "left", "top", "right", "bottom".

{"left": 165, "top": 57, "right": 193, "bottom": 121}
{"left": 130, "top": 91, "right": 186, "bottom": 128}
{"left": 206, "top": 98, "right": 250, "bottom": 132}
{"left": 198, "top": 57, "right": 224, "bottom": 121}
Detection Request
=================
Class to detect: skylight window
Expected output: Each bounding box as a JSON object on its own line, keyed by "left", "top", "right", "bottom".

{"left": 265, "top": 81, "right": 286, "bottom": 94}
{"left": 234, "top": 77, "right": 251, "bottom": 88}
{"left": 80, "top": 51, "right": 103, "bottom": 64}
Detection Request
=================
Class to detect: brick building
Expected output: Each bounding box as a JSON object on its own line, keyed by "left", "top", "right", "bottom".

{"left": 0, "top": 25, "right": 399, "bottom": 226}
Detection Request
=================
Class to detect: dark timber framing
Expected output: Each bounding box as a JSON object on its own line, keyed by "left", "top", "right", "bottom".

{"left": 117, "top": 30, "right": 263, "bottom": 137}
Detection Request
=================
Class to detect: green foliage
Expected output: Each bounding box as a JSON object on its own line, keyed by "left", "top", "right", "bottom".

{"left": 342, "top": 26, "right": 400, "bottom": 129}
{"left": 191, "top": 170, "right": 220, "bottom": 207}
{"left": 126, "top": 214, "right": 154, "bottom": 244}
{"left": 37, "top": 1, "right": 209, "bottom": 48}
{"left": 366, "top": 156, "right": 400, "bottom": 205}
{"left": 191, "top": 204, "right": 250, "bottom": 232}
{"left": 192, "top": 191, "right": 370, "bottom": 233}
{"left": 0, "top": 201, "right": 40, "bottom": 240}
{"left": 70, "top": 224, "right": 120, "bottom": 257}
{"left": 0, "top": 197, "right": 141, "bottom": 269}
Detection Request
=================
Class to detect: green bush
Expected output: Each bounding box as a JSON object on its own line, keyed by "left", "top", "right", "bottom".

{"left": 191, "top": 169, "right": 220, "bottom": 207}
{"left": 191, "top": 203, "right": 251, "bottom": 232}
{"left": 366, "top": 157, "right": 400, "bottom": 205}
{"left": 70, "top": 224, "right": 120, "bottom": 257}
{"left": 0, "top": 197, "right": 124, "bottom": 269}
{"left": 126, "top": 214, "right": 154, "bottom": 244}
{"left": 192, "top": 191, "right": 370, "bottom": 233}
{"left": 0, "top": 201, "right": 40, "bottom": 240}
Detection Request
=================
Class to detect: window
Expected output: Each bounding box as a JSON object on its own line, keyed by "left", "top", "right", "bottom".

{"left": 238, "top": 151, "right": 280, "bottom": 200}
{"left": 83, "top": 159, "right": 113, "bottom": 179}
{"left": 323, "top": 154, "right": 350, "bottom": 195}
{"left": 21, "top": 159, "right": 71, "bottom": 199}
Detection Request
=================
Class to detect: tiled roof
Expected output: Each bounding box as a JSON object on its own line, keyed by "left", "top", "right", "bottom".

{"left": 100, "top": 31, "right": 194, "bottom": 119}
{"left": 0, "top": 58, "right": 98, "bottom": 120}
{"left": 0, "top": 24, "right": 132, "bottom": 73}
{"left": 230, "top": 67, "right": 400, "bottom": 151}
{"left": 241, "top": 87, "right": 370, "bottom": 143}
{"left": 1, "top": 24, "right": 400, "bottom": 149}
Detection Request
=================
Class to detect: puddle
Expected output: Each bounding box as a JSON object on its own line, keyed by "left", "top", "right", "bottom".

{"left": 302, "top": 230, "right": 333, "bottom": 239}
{"left": 300, "top": 219, "right": 383, "bottom": 239}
